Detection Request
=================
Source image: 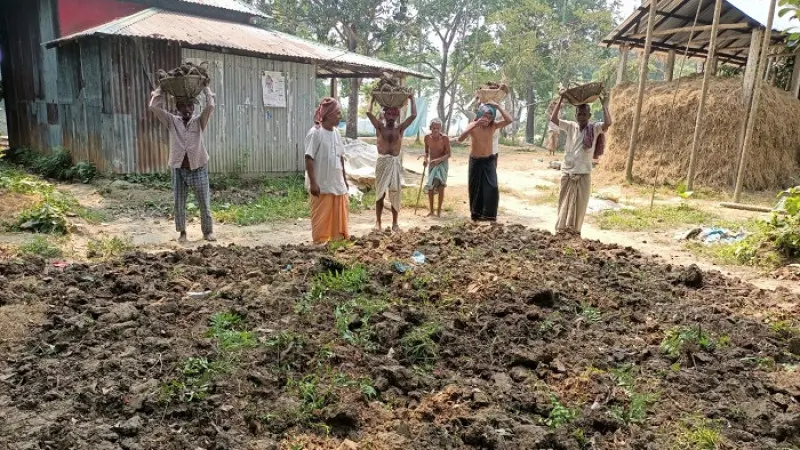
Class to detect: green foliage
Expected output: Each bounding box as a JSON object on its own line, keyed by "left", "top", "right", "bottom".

{"left": 765, "top": 188, "right": 800, "bottom": 258}
{"left": 86, "top": 236, "right": 133, "bottom": 259}
{"left": 545, "top": 396, "right": 578, "bottom": 428}
{"left": 207, "top": 311, "right": 257, "bottom": 351}
{"left": 288, "top": 374, "right": 338, "bottom": 414}
{"left": 660, "top": 326, "right": 715, "bottom": 359}
{"left": 6, "top": 148, "right": 97, "bottom": 183}
{"left": 17, "top": 236, "right": 63, "bottom": 259}
{"left": 598, "top": 204, "right": 715, "bottom": 232}
{"left": 213, "top": 175, "right": 310, "bottom": 225}
{"left": 309, "top": 265, "right": 369, "bottom": 301}
{"left": 779, "top": 0, "right": 800, "bottom": 47}
{"left": 333, "top": 297, "right": 387, "bottom": 350}
{"left": 608, "top": 364, "right": 657, "bottom": 424}
{"left": 121, "top": 172, "right": 172, "bottom": 190}
{"left": 578, "top": 303, "right": 602, "bottom": 324}
{"left": 15, "top": 201, "right": 70, "bottom": 234}
{"left": 674, "top": 417, "right": 724, "bottom": 450}
{"left": 400, "top": 322, "right": 442, "bottom": 365}
{"left": 160, "top": 356, "right": 223, "bottom": 403}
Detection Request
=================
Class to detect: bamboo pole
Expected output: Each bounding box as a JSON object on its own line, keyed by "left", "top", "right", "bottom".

{"left": 625, "top": 0, "right": 658, "bottom": 183}
{"left": 330, "top": 78, "right": 338, "bottom": 98}
{"left": 733, "top": 0, "right": 777, "bottom": 202}
{"left": 617, "top": 45, "right": 630, "bottom": 85}
{"left": 665, "top": 50, "right": 676, "bottom": 82}
{"left": 686, "top": 0, "right": 723, "bottom": 191}
{"left": 792, "top": 55, "right": 800, "bottom": 98}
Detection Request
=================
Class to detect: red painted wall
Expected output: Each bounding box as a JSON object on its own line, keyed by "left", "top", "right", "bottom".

{"left": 58, "top": 0, "right": 145, "bottom": 37}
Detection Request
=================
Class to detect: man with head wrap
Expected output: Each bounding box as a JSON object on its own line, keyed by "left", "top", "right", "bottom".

{"left": 305, "top": 97, "right": 350, "bottom": 243}
{"left": 366, "top": 94, "right": 417, "bottom": 231}
{"left": 457, "top": 101, "right": 513, "bottom": 222}
{"left": 550, "top": 91, "right": 613, "bottom": 235}
{"left": 422, "top": 118, "right": 451, "bottom": 217}
{"left": 149, "top": 85, "right": 216, "bottom": 244}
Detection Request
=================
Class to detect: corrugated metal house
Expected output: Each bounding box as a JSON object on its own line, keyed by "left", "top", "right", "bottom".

{"left": 0, "top": 0, "right": 425, "bottom": 174}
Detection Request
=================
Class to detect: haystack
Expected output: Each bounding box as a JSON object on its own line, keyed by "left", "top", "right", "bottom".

{"left": 597, "top": 76, "right": 800, "bottom": 191}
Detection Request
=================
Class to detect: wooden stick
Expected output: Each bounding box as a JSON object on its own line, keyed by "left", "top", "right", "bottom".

{"left": 665, "top": 50, "right": 676, "bottom": 82}
{"left": 734, "top": 0, "right": 777, "bottom": 202}
{"left": 414, "top": 163, "right": 426, "bottom": 215}
{"left": 686, "top": 0, "right": 723, "bottom": 191}
{"left": 719, "top": 202, "right": 773, "bottom": 213}
{"left": 617, "top": 45, "right": 630, "bottom": 85}
{"left": 625, "top": 0, "right": 658, "bottom": 183}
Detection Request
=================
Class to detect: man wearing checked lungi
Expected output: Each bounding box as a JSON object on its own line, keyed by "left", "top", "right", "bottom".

{"left": 149, "top": 86, "right": 217, "bottom": 244}
{"left": 367, "top": 94, "right": 417, "bottom": 232}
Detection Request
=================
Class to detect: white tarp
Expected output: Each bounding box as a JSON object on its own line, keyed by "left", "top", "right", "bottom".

{"left": 342, "top": 138, "right": 414, "bottom": 189}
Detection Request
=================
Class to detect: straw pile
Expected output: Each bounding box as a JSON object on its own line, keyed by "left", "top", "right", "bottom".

{"left": 597, "top": 76, "right": 800, "bottom": 191}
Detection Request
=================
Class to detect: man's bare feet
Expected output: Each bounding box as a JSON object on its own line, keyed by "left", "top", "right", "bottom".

{"left": 178, "top": 232, "right": 188, "bottom": 244}
{"left": 374, "top": 222, "right": 382, "bottom": 231}
{"left": 204, "top": 233, "right": 217, "bottom": 242}
{"left": 392, "top": 224, "right": 400, "bottom": 232}
{"left": 426, "top": 211, "right": 435, "bottom": 217}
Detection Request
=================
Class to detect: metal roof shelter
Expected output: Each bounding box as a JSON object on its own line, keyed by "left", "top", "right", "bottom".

{"left": 45, "top": 8, "right": 430, "bottom": 79}
{"left": 602, "top": 0, "right": 793, "bottom": 66}
{"left": 167, "top": 0, "right": 268, "bottom": 18}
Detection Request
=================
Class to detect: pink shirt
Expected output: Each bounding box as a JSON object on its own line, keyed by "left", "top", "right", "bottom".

{"left": 149, "top": 88, "right": 215, "bottom": 170}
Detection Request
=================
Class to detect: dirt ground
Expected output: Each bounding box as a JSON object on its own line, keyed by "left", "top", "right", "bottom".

{"left": 1, "top": 223, "right": 799, "bottom": 449}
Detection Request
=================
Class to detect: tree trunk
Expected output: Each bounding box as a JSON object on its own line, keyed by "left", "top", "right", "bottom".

{"left": 525, "top": 87, "right": 535, "bottom": 144}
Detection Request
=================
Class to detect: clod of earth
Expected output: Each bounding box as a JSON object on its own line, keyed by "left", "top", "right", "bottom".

{"left": 1, "top": 223, "right": 799, "bottom": 449}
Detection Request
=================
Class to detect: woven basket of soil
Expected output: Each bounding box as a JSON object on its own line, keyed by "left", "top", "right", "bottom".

{"left": 159, "top": 75, "right": 207, "bottom": 99}
{"left": 371, "top": 76, "right": 411, "bottom": 108}
{"left": 561, "top": 81, "right": 605, "bottom": 106}
{"left": 476, "top": 82, "right": 509, "bottom": 103}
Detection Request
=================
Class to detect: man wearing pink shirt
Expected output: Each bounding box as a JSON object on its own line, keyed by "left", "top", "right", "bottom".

{"left": 149, "top": 87, "right": 216, "bottom": 243}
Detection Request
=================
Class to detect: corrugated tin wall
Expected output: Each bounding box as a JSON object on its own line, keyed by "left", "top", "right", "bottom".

{"left": 182, "top": 48, "right": 315, "bottom": 173}
{"left": 1, "top": 0, "right": 315, "bottom": 174}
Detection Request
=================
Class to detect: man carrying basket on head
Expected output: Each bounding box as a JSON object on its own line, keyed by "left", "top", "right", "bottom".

{"left": 149, "top": 73, "right": 216, "bottom": 244}
{"left": 366, "top": 93, "right": 417, "bottom": 232}
{"left": 550, "top": 86, "right": 613, "bottom": 236}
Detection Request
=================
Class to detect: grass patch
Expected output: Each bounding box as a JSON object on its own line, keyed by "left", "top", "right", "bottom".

{"left": 119, "top": 172, "right": 172, "bottom": 190}
{"left": 673, "top": 417, "right": 724, "bottom": 450}
{"left": 608, "top": 364, "right": 658, "bottom": 424}
{"left": 660, "top": 326, "right": 716, "bottom": 359}
{"left": 160, "top": 356, "right": 225, "bottom": 403}
{"left": 86, "top": 236, "right": 133, "bottom": 259}
{"left": 309, "top": 265, "right": 369, "bottom": 300}
{"left": 17, "top": 236, "right": 63, "bottom": 259}
{"left": 529, "top": 189, "right": 559, "bottom": 206}
{"left": 598, "top": 203, "right": 715, "bottom": 231}
{"left": 213, "top": 175, "right": 309, "bottom": 225}
{"left": 207, "top": 311, "right": 257, "bottom": 351}
{"left": 400, "top": 322, "right": 442, "bottom": 365}
{"left": 333, "top": 296, "right": 387, "bottom": 350}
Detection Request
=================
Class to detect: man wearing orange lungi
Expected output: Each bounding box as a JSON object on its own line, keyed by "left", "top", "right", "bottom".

{"left": 305, "top": 98, "right": 350, "bottom": 243}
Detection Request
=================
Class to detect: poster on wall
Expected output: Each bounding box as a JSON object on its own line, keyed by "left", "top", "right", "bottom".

{"left": 262, "top": 71, "right": 286, "bottom": 108}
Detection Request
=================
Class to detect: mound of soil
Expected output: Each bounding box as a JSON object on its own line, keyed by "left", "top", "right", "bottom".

{"left": 1, "top": 223, "right": 799, "bottom": 449}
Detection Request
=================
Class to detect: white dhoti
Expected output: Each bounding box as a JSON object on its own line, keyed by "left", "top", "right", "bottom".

{"left": 375, "top": 154, "right": 403, "bottom": 211}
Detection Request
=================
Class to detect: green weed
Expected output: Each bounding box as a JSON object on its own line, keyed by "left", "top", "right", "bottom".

{"left": 578, "top": 303, "right": 602, "bottom": 324}
{"left": 609, "top": 365, "right": 657, "bottom": 424}
{"left": 309, "top": 265, "right": 369, "bottom": 301}
{"left": 598, "top": 204, "right": 715, "bottom": 232}
{"left": 86, "top": 236, "right": 133, "bottom": 259}
{"left": 770, "top": 320, "right": 799, "bottom": 336}
{"left": 400, "top": 322, "right": 442, "bottom": 365}
{"left": 333, "top": 297, "right": 387, "bottom": 350}
{"left": 160, "top": 356, "right": 223, "bottom": 402}
{"left": 661, "top": 326, "right": 715, "bottom": 359}
{"left": 17, "top": 236, "right": 62, "bottom": 258}
{"left": 121, "top": 172, "right": 172, "bottom": 190}
{"left": 674, "top": 418, "right": 724, "bottom": 450}
{"left": 14, "top": 200, "right": 70, "bottom": 234}
{"left": 328, "top": 239, "right": 353, "bottom": 252}
{"left": 207, "top": 312, "right": 257, "bottom": 351}
{"left": 288, "top": 374, "right": 337, "bottom": 414}
{"left": 545, "top": 396, "right": 578, "bottom": 428}
{"left": 213, "top": 175, "right": 309, "bottom": 225}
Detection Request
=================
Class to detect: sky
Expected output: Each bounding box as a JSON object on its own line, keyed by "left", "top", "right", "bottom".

{"left": 615, "top": 0, "right": 797, "bottom": 32}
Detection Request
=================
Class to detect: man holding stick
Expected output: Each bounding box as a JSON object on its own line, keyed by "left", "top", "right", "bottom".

{"left": 367, "top": 95, "right": 417, "bottom": 231}
{"left": 422, "top": 118, "right": 451, "bottom": 217}
{"left": 457, "top": 102, "right": 513, "bottom": 222}
{"left": 550, "top": 93, "right": 613, "bottom": 235}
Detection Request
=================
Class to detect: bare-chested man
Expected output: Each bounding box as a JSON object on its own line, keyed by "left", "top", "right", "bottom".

{"left": 367, "top": 95, "right": 417, "bottom": 231}
{"left": 422, "top": 118, "right": 451, "bottom": 217}
{"left": 457, "top": 102, "right": 513, "bottom": 221}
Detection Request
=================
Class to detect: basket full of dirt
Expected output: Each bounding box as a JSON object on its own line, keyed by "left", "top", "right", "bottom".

{"left": 371, "top": 76, "right": 411, "bottom": 108}
{"left": 560, "top": 81, "right": 605, "bottom": 106}
{"left": 157, "top": 62, "right": 210, "bottom": 100}
{"left": 597, "top": 76, "right": 800, "bottom": 191}
{"left": 476, "top": 81, "right": 509, "bottom": 103}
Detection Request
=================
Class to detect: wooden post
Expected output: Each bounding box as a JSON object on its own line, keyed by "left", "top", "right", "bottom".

{"left": 710, "top": 56, "right": 719, "bottom": 75}
{"left": 330, "top": 78, "right": 338, "bottom": 98}
{"left": 617, "top": 45, "right": 630, "bottom": 85}
{"left": 736, "top": 30, "right": 763, "bottom": 168}
{"left": 791, "top": 55, "right": 800, "bottom": 98}
{"left": 734, "top": 0, "right": 777, "bottom": 202}
{"left": 624, "top": 0, "right": 658, "bottom": 183}
{"left": 665, "top": 50, "right": 676, "bottom": 82}
{"left": 686, "top": 0, "right": 723, "bottom": 191}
